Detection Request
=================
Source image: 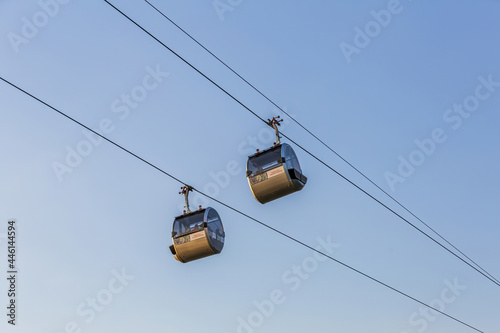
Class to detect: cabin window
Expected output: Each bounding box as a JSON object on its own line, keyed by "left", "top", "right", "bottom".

{"left": 247, "top": 147, "right": 282, "bottom": 175}
{"left": 173, "top": 214, "right": 205, "bottom": 237}
{"left": 284, "top": 145, "right": 302, "bottom": 173}
{"left": 207, "top": 209, "right": 224, "bottom": 249}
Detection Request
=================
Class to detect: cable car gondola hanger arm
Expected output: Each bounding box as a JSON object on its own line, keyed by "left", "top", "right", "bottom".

{"left": 267, "top": 116, "right": 283, "bottom": 145}
{"left": 179, "top": 185, "right": 194, "bottom": 213}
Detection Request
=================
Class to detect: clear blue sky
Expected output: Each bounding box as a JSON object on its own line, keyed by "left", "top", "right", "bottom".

{"left": 1, "top": 1, "right": 499, "bottom": 332}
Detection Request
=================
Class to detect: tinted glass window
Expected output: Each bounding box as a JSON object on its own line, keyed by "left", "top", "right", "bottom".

{"left": 206, "top": 209, "right": 224, "bottom": 251}
{"left": 173, "top": 212, "right": 205, "bottom": 237}
{"left": 284, "top": 145, "right": 301, "bottom": 173}
{"left": 247, "top": 147, "right": 282, "bottom": 175}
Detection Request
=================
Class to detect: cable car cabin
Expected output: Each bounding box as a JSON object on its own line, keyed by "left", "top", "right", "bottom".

{"left": 169, "top": 207, "right": 225, "bottom": 263}
{"left": 246, "top": 143, "right": 307, "bottom": 204}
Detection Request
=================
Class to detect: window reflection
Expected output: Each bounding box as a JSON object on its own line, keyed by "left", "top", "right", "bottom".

{"left": 173, "top": 212, "right": 205, "bottom": 237}
{"left": 284, "top": 145, "right": 302, "bottom": 173}
{"left": 247, "top": 146, "right": 282, "bottom": 175}
{"left": 207, "top": 210, "right": 225, "bottom": 250}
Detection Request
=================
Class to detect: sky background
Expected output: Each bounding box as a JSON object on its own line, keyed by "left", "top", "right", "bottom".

{"left": 1, "top": 0, "right": 499, "bottom": 332}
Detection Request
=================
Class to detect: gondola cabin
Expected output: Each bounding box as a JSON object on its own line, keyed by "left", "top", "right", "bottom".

{"left": 246, "top": 143, "right": 307, "bottom": 204}
{"left": 169, "top": 207, "right": 225, "bottom": 263}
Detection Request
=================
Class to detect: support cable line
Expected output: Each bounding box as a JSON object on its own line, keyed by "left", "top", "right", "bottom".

{"left": 104, "top": 0, "right": 500, "bottom": 288}
{"left": 143, "top": 0, "right": 499, "bottom": 285}
{"left": 0, "top": 75, "right": 486, "bottom": 333}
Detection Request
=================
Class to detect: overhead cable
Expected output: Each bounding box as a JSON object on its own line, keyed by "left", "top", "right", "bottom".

{"left": 0, "top": 74, "right": 486, "bottom": 333}
{"left": 104, "top": 0, "right": 500, "bottom": 288}
{"left": 143, "top": 0, "right": 499, "bottom": 286}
